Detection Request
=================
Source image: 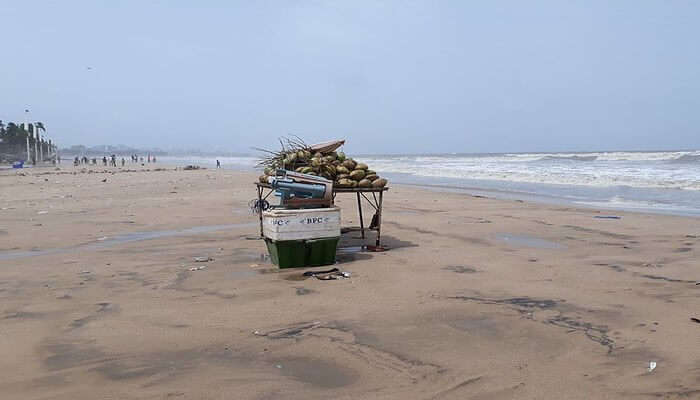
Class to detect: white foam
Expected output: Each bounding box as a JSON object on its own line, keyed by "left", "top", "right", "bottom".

{"left": 358, "top": 151, "right": 700, "bottom": 191}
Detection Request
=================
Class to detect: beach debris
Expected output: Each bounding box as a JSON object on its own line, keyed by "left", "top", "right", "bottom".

{"left": 253, "top": 321, "right": 323, "bottom": 338}
{"left": 302, "top": 267, "right": 350, "bottom": 280}
{"left": 303, "top": 267, "right": 338, "bottom": 277}
{"left": 37, "top": 210, "right": 48, "bottom": 214}
{"left": 194, "top": 256, "right": 212, "bottom": 262}
{"left": 97, "top": 236, "right": 108, "bottom": 241}
{"left": 188, "top": 266, "right": 206, "bottom": 271}
{"left": 366, "top": 244, "right": 387, "bottom": 252}
{"left": 183, "top": 165, "right": 201, "bottom": 170}
{"left": 249, "top": 264, "right": 260, "bottom": 268}
{"left": 594, "top": 215, "right": 622, "bottom": 219}
{"left": 78, "top": 270, "right": 91, "bottom": 275}
{"left": 691, "top": 317, "right": 700, "bottom": 324}
{"left": 101, "top": 178, "right": 107, "bottom": 182}
{"left": 647, "top": 361, "right": 657, "bottom": 372}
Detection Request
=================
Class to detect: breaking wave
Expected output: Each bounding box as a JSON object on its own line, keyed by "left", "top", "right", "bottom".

{"left": 669, "top": 154, "right": 700, "bottom": 163}
{"left": 538, "top": 155, "right": 598, "bottom": 162}
{"left": 359, "top": 150, "right": 700, "bottom": 191}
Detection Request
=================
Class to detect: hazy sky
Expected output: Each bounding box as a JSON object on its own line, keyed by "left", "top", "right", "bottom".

{"left": 2, "top": 1, "right": 699, "bottom": 154}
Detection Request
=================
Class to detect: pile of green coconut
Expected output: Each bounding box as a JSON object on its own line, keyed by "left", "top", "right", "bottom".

{"left": 256, "top": 137, "right": 387, "bottom": 189}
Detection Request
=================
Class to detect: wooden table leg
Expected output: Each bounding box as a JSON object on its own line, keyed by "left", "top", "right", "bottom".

{"left": 376, "top": 190, "right": 383, "bottom": 246}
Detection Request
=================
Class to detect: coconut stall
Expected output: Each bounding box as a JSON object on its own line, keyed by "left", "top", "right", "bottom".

{"left": 253, "top": 137, "right": 388, "bottom": 268}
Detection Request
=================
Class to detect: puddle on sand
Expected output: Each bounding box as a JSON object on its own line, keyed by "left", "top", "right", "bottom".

{"left": 0, "top": 223, "right": 256, "bottom": 261}
{"left": 495, "top": 233, "right": 565, "bottom": 249}
{"left": 336, "top": 246, "right": 374, "bottom": 263}
{"left": 275, "top": 357, "right": 358, "bottom": 388}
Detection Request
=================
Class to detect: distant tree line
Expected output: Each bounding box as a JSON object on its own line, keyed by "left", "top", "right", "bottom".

{"left": 60, "top": 145, "right": 167, "bottom": 157}
{"left": 0, "top": 120, "right": 54, "bottom": 163}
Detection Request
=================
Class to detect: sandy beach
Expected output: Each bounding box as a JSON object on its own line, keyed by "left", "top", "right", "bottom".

{"left": 0, "top": 164, "right": 698, "bottom": 399}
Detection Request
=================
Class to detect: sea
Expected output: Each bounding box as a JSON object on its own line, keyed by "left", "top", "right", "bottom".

{"left": 160, "top": 150, "right": 700, "bottom": 217}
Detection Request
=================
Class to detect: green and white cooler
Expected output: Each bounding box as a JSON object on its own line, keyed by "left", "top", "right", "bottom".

{"left": 262, "top": 207, "right": 341, "bottom": 268}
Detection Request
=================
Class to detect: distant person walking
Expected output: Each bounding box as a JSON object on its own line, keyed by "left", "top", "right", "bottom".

{"left": 102, "top": 156, "right": 107, "bottom": 166}
{"left": 216, "top": 160, "right": 221, "bottom": 168}
{"left": 121, "top": 158, "right": 125, "bottom": 167}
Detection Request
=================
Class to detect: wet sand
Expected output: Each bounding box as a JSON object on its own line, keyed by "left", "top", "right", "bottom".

{"left": 0, "top": 165, "right": 699, "bottom": 399}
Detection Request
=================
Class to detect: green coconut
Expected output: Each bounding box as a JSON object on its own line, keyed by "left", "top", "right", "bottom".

{"left": 364, "top": 174, "right": 378, "bottom": 181}
{"left": 349, "top": 169, "right": 366, "bottom": 181}
{"left": 355, "top": 162, "right": 368, "bottom": 170}
{"left": 337, "top": 178, "right": 353, "bottom": 187}
{"left": 336, "top": 165, "right": 350, "bottom": 175}
{"left": 358, "top": 179, "right": 372, "bottom": 188}
{"left": 337, "top": 152, "right": 346, "bottom": 162}
{"left": 342, "top": 159, "right": 356, "bottom": 170}
{"left": 371, "top": 178, "right": 387, "bottom": 188}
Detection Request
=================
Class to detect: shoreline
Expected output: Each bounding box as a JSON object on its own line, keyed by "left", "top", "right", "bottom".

{"left": 156, "top": 153, "right": 700, "bottom": 217}
{"left": 2, "top": 164, "right": 699, "bottom": 222}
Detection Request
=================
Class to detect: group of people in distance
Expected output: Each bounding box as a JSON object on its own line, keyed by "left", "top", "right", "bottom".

{"left": 73, "top": 154, "right": 156, "bottom": 167}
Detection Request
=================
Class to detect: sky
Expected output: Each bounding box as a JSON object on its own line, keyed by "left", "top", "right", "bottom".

{"left": 1, "top": 1, "right": 699, "bottom": 154}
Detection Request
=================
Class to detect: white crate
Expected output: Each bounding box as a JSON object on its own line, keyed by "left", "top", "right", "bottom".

{"left": 263, "top": 207, "right": 341, "bottom": 241}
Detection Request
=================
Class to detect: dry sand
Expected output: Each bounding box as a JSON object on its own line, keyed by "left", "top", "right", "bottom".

{"left": 0, "top": 164, "right": 698, "bottom": 399}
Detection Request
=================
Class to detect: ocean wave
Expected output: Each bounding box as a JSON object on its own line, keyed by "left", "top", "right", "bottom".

{"left": 358, "top": 156, "right": 700, "bottom": 191}
{"left": 539, "top": 155, "right": 598, "bottom": 162}
{"left": 388, "top": 151, "right": 700, "bottom": 164}
{"left": 668, "top": 154, "right": 700, "bottom": 163}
